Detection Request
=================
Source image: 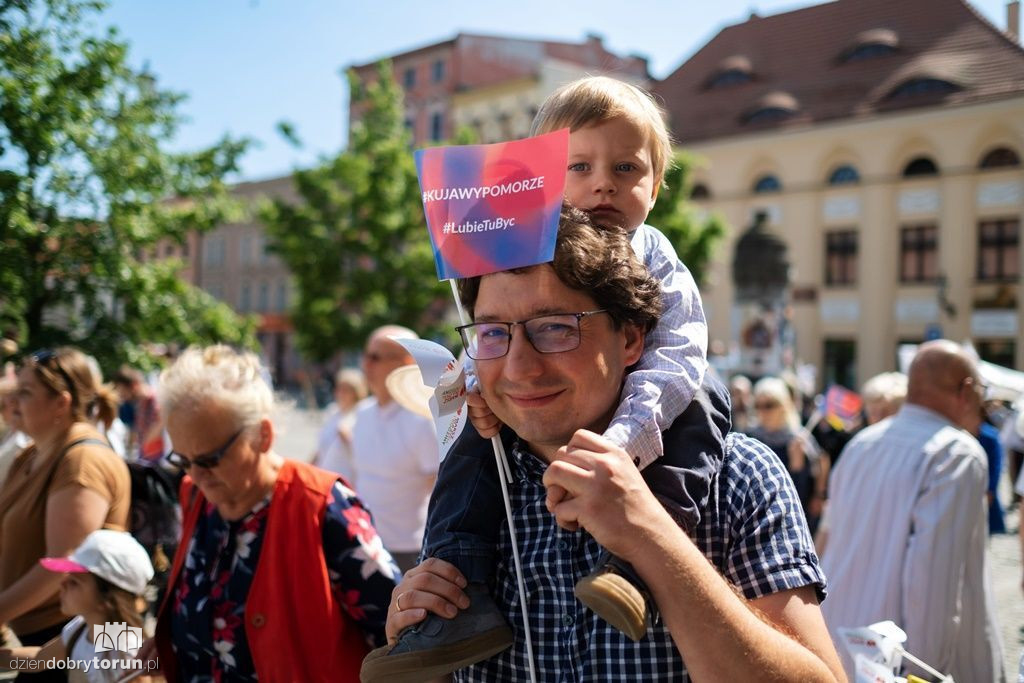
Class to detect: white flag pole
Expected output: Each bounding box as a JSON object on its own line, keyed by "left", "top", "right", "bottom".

{"left": 449, "top": 278, "right": 538, "bottom": 683}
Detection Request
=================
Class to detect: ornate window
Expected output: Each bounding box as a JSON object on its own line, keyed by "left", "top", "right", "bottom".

{"left": 828, "top": 165, "right": 860, "bottom": 185}
{"left": 902, "top": 157, "right": 938, "bottom": 177}
{"left": 752, "top": 174, "right": 782, "bottom": 194}
{"left": 979, "top": 147, "right": 1020, "bottom": 169}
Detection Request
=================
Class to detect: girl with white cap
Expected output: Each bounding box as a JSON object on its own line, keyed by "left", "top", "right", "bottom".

{"left": 1, "top": 529, "right": 154, "bottom": 682}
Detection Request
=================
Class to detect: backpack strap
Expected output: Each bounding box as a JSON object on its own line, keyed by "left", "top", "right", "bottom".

{"left": 41, "top": 437, "right": 116, "bottom": 490}
{"left": 65, "top": 619, "right": 88, "bottom": 654}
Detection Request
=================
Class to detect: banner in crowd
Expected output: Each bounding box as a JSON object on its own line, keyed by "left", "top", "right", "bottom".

{"left": 824, "top": 384, "right": 863, "bottom": 431}
{"left": 414, "top": 128, "right": 568, "bottom": 280}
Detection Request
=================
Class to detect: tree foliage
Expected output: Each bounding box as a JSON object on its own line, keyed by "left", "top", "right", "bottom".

{"left": 0, "top": 0, "right": 256, "bottom": 371}
{"left": 262, "top": 62, "right": 451, "bottom": 361}
{"left": 647, "top": 152, "right": 726, "bottom": 287}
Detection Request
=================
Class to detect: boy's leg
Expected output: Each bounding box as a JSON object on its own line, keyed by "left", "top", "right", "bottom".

{"left": 362, "top": 426, "right": 513, "bottom": 683}
{"left": 420, "top": 425, "right": 506, "bottom": 582}
{"left": 575, "top": 374, "right": 731, "bottom": 641}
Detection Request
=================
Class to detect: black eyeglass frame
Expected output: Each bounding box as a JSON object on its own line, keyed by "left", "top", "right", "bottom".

{"left": 456, "top": 310, "right": 609, "bottom": 361}
{"left": 30, "top": 349, "right": 78, "bottom": 406}
{"left": 166, "top": 428, "right": 245, "bottom": 470}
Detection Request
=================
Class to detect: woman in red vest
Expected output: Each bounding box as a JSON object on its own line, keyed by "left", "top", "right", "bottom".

{"left": 148, "top": 345, "right": 398, "bottom": 683}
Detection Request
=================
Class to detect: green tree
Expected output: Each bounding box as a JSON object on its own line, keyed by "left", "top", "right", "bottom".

{"left": 262, "top": 61, "right": 450, "bottom": 361}
{"left": 647, "top": 152, "right": 726, "bottom": 287}
{"left": 0, "top": 0, "right": 256, "bottom": 371}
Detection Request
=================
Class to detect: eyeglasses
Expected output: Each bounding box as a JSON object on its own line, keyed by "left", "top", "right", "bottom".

{"left": 456, "top": 310, "right": 608, "bottom": 361}
{"left": 30, "top": 349, "right": 77, "bottom": 405}
{"left": 754, "top": 401, "right": 780, "bottom": 411}
{"left": 961, "top": 376, "right": 990, "bottom": 400}
{"left": 166, "top": 429, "right": 244, "bottom": 470}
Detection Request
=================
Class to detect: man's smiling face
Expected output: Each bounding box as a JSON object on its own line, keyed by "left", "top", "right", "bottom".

{"left": 472, "top": 264, "right": 644, "bottom": 462}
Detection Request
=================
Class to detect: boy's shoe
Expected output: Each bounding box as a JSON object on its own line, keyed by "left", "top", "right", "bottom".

{"left": 360, "top": 582, "right": 513, "bottom": 683}
{"left": 573, "top": 558, "right": 651, "bottom": 642}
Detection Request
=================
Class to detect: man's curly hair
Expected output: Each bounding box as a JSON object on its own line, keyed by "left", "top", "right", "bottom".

{"left": 457, "top": 204, "right": 662, "bottom": 333}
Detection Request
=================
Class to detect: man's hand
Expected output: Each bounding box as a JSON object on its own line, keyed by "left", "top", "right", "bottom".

{"left": 542, "top": 429, "right": 668, "bottom": 560}
{"left": 384, "top": 558, "right": 471, "bottom": 646}
{"left": 466, "top": 389, "right": 503, "bottom": 438}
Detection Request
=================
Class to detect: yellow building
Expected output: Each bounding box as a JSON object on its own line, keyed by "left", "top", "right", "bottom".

{"left": 656, "top": 0, "right": 1024, "bottom": 387}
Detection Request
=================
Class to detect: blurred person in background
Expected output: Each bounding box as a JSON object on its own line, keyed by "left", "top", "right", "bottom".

{"left": 150, "top": 345, "right": 397, "bottom": 682}
{"left": 0, "top": 375, "right": 29, "bottom": 485}
{"left": 351, "top": 326, "right": 439, "bottom": 573}
{"left": 821, "top": 340, "right": 1001, "bottom": 682}
{"left": 111, "top": 366, "right": 163, "bottom": 462}
{"left": 862, "top": 372, "right": 908, "bottom": 426}
{"left": 728, "top": 374, "right": 754, "bottom": 433}
{"left": 313, "top": 367, "right": 367, "bottom": 481}
{"left": 978, "top": 402, "right": 1006, "bottom": 534}
{"left": 84, "top": 356, "right": 128, "bottom": 459}
{"left": 0, "top": 348, "right": 129, "bottom": 682}
{"left": 746, "top": 377, "right": 823, "bottom": 530}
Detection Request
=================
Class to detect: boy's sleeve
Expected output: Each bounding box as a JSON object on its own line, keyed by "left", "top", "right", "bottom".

{"left": 604, "top": 225, "right": 709, "bottom": 469}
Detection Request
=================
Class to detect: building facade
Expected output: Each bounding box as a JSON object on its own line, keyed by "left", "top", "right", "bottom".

{"left": 349, "top": 32, "right": 649, "bottom": 147}
{"left": 656, "top": 0, "right": 1024, "bottom": 387}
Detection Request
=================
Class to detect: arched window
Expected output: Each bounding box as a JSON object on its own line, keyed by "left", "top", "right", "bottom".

{"left": 709, "top": 69, "right": 751, "bottom": 88}
{"left": 745, "top": 107, "right": 795, "bottom": 125}
{"left": 887, "top": 78, "right": 959, "bottom": 100}
{"left": 690, "top": 184, "right": 711, "bottom": 200}
{"left": 753, "top": 174, "right": 782, "bottom": 193}
{"left": 979, "top": 147, "right": 1021, "bottom": 170}
{"left": 844, "top": 42, "right": 897, "bottom": 62}
{"left": 902, "top": 156, "right": 938, "bottom": 178}
{"left": 707, "top": 55, "right": 753, "bottom": 89}
{"left": 840, "top": 29, "right": 899, "bottom": 63}
{"left": 828, "top": 164, "right": 860, "bottom": 185}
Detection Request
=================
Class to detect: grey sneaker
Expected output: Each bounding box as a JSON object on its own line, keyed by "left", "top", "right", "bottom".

{"left": 573, "top": 558, "right": 651, "bottom": 642}
{"left": 360, "top": 583, "right": 513, "bottom": 683}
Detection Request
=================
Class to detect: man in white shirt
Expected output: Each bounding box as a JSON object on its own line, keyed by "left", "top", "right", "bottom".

{"left": 821, "top": 340, "right": 1003, "bottom": 682}
{"left": 351, "top": 325, "right": 439, "bottom": 572}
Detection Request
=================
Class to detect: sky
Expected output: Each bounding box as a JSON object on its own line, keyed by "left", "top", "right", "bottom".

{"left": 100, "top": 0, "right": 1012, "bottom": 182}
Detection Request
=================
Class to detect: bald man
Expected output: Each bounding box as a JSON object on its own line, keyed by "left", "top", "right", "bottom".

{"left": 821, "top": 340, "right": 1003, "bottom": 682}
{"left": 351, "top": 325, "right": 439, "bottom": 572}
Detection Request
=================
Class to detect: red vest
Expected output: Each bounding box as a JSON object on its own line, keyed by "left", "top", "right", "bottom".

{"left": 156, "top": 460, "right": 369, "bottom": 682}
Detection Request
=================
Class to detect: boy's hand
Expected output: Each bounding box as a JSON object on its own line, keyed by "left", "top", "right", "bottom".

{"left": 466, "top": 389, "right": 503, "bottom": 438}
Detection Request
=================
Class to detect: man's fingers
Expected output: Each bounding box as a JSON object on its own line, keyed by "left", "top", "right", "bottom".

{"left": 405, "top": 557, "right": 468, "bottom": 587}
{"left": 566, "top": 428, "right": 613, "bottom": 452}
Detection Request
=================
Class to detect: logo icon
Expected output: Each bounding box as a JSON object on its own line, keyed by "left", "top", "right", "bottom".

{"left": 93, "top": 622, "right": 143, "bottom": 653}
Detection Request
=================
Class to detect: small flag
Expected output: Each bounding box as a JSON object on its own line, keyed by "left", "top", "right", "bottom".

{"left": 414, "top": 129, "right": 569, "bottom": 281}
{"left": 392, "top": 338, "right": 469, "bottom": 462}
{"left": 824, "top": 384, "right": 863, "bottom": 431}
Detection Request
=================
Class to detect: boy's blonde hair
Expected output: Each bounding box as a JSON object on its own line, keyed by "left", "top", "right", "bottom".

{"left": 530, "top": 76, "right": 674, "bottom": 186}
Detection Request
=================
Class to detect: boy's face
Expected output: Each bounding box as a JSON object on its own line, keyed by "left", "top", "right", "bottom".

{"left": 565, "top": 118, "right": 659, "bottom": 232}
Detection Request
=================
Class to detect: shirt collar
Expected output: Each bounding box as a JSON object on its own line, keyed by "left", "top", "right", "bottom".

{"left": 509, "top": 439, "right": 549, "bottom": 484}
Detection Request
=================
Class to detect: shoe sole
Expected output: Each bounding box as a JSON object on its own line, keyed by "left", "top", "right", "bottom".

{"left": 574, "top": 574, "right": 647, "bottom": 642}
{"left": 360, "top": 625, "right": 514, "bottom": 683}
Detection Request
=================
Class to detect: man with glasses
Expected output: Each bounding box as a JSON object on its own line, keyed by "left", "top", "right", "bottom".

{"left": 822, "top": 340, "right": 1003, "bottom": 682}
{"left": 350, "top": 325, "right": 438, "bottom": 573}
{"left": 365, "top": 211, "right": 844, "bottom": 681}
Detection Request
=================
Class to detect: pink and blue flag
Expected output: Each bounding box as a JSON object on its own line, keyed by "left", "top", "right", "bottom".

{"left": 414, "top": 128, "right": 568, "bottom": 281}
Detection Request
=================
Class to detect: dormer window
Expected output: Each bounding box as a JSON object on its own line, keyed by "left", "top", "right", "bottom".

{"left": 840, "top": 29, "right": 899, "bottom": 63}
{"left": 742, "top": 91, "right": 799, "bottom": 125}
{"left": 887, "top": 78, "right": 959, "bottom": 100}
{"left": 707, "top": 55, "right": 753, "bottom": 89}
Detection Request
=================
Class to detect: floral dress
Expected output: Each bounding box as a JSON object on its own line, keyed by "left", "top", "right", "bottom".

{"left": 170, "top": 480, "right": 399, "bottom": 681}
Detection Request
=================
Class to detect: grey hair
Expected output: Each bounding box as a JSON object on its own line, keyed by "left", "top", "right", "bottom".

{"left": 861, "top": 372, "right": 908, "bottom": 408}
{"left": 157, "top": 345, "right": 274, "bottom": 430}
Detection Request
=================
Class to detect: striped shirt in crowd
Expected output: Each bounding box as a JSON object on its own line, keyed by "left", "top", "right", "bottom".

{"left": 454, "top": 432, "right": 826, "bottom": 682}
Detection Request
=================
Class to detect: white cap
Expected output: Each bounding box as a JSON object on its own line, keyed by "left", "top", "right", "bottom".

{"left": 40, "top": 529, "right": 154, "bottom": 595}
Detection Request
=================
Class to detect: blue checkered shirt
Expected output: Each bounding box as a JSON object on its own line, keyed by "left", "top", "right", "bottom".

{"left": 454, "top": 432, "right": 826, "bottom": 682}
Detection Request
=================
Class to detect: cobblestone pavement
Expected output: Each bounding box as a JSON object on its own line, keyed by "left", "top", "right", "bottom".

{"left": 993, "top": 502, "right": 1022, "bottom": 680}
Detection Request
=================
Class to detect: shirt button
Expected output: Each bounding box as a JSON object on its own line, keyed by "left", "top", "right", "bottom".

{"left": 562, "top": 612, "right": 574, "bottom": 627}
{"left": 557, "top": 539, "right": 570, "bottom": 551}
{"left": 251, "top": 613, "right": 267, "bottom": 628}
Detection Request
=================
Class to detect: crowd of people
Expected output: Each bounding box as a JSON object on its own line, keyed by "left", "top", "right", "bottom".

{"left": 0, "top": 73, "right": 1021, "bottom": 683}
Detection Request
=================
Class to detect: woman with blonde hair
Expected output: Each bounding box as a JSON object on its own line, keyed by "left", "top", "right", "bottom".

{"left": 861, "top": 372, "right": 908, "bottom": 425}
{"left": 0, "top": 348, "right": 129, "bottom": 682}
{"left": 147, "top": 345, "right": 396, "bottom": 682}
{"left": 747, "top": 377, "right": 821, "bottom": 526}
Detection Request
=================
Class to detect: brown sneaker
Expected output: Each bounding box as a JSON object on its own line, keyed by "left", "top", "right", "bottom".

{"left": 574, "top": 564, "right": 650, "bottom": 642}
